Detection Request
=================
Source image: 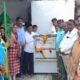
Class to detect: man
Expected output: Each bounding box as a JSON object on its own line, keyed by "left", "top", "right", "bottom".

{"left": 59, "top": 20, "right": 78, "bottom": 80}
{"left": 70, "top": 24, "right": 80, "bottom": 80}
{"left": 23, "top": 23, "right": 35, "bottom": 75}
{"left": 63, "top": 22, "right": 68, "bottom": 34}
{"left": 16, "top": 17, "right": 26, "bottom": 76}
{"left": 32, "top": 25, "right": 39, "bottom": 35}
{"left": 51, "top": 18, "right": 58, "bottom": 35}
{"left": 56, "top": 19, "right": 65, "bottom": 53}
{"left": 16, "top": 17, "right": 25, "bottom": 45}
{"left": 32, "top": 25, "right": 38, "bottom": 32}
{"left": 55, "top": 20, "right": 67, "bottom": 79}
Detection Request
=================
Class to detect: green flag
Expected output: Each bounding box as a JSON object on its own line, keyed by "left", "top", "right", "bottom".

{"left": 4, "top": 0, "right": 7, "bottom": 35}
{"left": 0, "top": 12, "right": 10, "bottom": 24}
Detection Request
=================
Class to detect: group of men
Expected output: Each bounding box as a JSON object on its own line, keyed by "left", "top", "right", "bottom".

{"left": 51, "top": 18, "right": 80, "bottom": 80}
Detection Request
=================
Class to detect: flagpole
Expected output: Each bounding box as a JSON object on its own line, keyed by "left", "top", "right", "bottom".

{"left": 3, "top": 1, "right": 9, "bottom": 79}
{"left": 3, "top": 0, "right": 7, "bottom": 35}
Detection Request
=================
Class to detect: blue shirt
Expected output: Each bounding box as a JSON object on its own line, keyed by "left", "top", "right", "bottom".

{"left": 0, "top": 43, "right": 5, "bottom": 65}
{"left": 16, "top": 26, "right": 26, "bottom": 45}
{"left": 55, "top": 28, "right": 65, "bottom": 52}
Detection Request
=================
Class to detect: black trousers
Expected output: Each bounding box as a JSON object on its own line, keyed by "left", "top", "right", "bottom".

{"left": 20, "top": 48, "right": 24, "bottom": 74}
{"left": 23, "top": 52, "right": 34, "bottom": 75}
{"left": 16, "top": 48, "right": 24, "bottom": 77}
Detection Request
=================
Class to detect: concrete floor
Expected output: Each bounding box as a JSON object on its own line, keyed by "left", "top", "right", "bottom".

{"left": 16, "top": 74, "right": 59, "bottom": 80}
{"left": 17, "top": 74, "right": 52, "bottom": 80}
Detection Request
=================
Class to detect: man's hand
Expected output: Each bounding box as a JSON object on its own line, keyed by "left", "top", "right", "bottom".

{"left": 59, "top": 48, "right": 65, "bottom": 56}
{"left": 33, "top": 35, "right": 39, "bottom": 38}
{"left": 0, "top": 65, "right": 5, "bottom": 75}
{"left": 0, "top": 65, "right": 2, "bottom": 68}
{"left": 0, "top": 65, "right": 5, "bottom": 69}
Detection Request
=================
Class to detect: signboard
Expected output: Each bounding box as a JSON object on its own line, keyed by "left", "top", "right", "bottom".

{"left": 35, "top": 35, "right": 56, "bottom": 58}
{"left": 34, "top": 36, "right": 58, "bottom": 73}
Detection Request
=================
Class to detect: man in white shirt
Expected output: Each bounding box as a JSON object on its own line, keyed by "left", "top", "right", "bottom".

{"left": 51, "top": 18, "right": 58, "bottom": 35}
{"left": 23, "top": 22, "right": 35, "bottom": 75}
{"left": 59, "top": 20, "right": 78, "bottom": 80}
